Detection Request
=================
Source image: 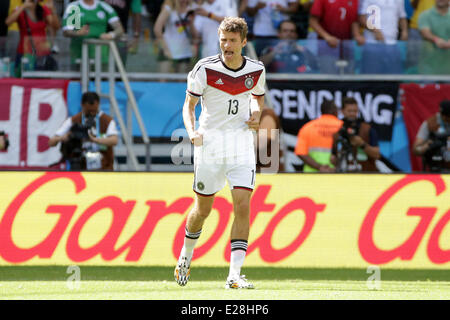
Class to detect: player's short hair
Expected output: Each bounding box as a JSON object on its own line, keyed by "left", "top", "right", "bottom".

{"left": 218, "top": 17, "right": 248, "bottom": 41}
{"left": 342, "top": 97, "right": 358, "bottom": 109}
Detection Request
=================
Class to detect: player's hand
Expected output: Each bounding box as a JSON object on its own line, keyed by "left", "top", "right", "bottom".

{"left": 246, "top": 111, "right": 261, "bottom": 131}
{"left": 190, "top": 132, "right": 203, "bottom": 146}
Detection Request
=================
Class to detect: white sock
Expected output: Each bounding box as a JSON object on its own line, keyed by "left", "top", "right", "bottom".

{"left": 179, "top": 227, "right": 201, "bottom": 264}
{"left": 228, "top": 240, "right": 248, "bottom": 279}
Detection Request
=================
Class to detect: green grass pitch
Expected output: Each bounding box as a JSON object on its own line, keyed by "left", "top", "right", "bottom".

{"left": 0, "top": 266, "right": 449, "bottom": 300}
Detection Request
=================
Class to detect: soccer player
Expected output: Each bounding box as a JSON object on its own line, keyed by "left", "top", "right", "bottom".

{"left": 174, "top": 16, "right": 266, "bottom": 289}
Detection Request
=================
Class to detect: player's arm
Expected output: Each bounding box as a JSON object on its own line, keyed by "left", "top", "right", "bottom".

{"left": 246, "top": 95, "right": 265, "bottom": 131}
{"left": 182, "top": 94, "right": 202, "bottom": 146}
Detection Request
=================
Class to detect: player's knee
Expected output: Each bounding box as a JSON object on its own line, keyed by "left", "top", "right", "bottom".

{"left": 197, "top": 209, "right": 212, "bottom": 220}
{"left": 233, "top": 200, "right": 250, "bottom": 217}
{"left": 195, "top": 203, "right": 213, "bottom": 219}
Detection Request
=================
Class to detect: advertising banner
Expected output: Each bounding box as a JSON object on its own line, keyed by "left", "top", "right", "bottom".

{"left": 400, "top": 83, "right": 450, "bottom": 172}
{"left": 0, "top": 172, "right": 448, "bottom": 268}
{"left": 0, "top": 79, "right": 69, "bottom": 169}
{"left": 268, "top": 81, "right": 399, "bottom": 141}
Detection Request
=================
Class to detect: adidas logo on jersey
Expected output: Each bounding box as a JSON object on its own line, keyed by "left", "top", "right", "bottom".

{"left": 215, "top": 78, "right": 224, "bottom": 85}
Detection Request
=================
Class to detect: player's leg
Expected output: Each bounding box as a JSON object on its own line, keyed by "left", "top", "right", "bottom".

{"left": 227, "top": 187, "right": 253, "bottom": 288}
{"left": 225, "top": 164, "right": 255, "bottom": 289}
{"left": 182, "top": 192, "right": 215, "bottom": 263}
{"left": 174, "top": 159, "right": 225, "bottom": 286}
{"left": 174, "top": 193, "right": 215, "bottom": 286}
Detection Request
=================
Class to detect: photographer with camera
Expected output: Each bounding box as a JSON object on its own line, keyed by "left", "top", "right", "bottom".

{"left": 331, "top": 97, "right": 380, "bottom": 172}
{"left": 48, "top": 92, "right": 118, "bottom": 171}
{"left": 413, "top": 100, "right": 450, "bottom": 172}
{"left": 0, "top": 131, "right": 9, "bottom": 151}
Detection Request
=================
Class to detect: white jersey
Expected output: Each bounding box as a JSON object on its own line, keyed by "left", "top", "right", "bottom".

{"left": 187, "top": 54, "right": 266, "bottom": 133}
{"left": 187, "top": 54, "right": 266, "bottom": 160}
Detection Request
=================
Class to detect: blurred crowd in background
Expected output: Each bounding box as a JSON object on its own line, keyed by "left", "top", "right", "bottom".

{"left": 0, "top": 0, "right": 449, "bottom": 76}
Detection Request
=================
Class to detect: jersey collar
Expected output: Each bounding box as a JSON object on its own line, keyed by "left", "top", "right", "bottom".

{"left": 219, "top": 54, "right": 247, "bottom": 72}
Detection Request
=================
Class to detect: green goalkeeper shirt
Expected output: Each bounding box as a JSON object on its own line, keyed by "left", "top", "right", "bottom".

{"left": 62, "top": 0, "right": 120, "bottom": 64}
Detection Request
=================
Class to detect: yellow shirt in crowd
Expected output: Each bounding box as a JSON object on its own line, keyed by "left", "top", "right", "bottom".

{"left": 8, "top": 0, "right": 22, "bottom": 31}
{"left": 409, "top": 0, "right": 434, "bottom": 30}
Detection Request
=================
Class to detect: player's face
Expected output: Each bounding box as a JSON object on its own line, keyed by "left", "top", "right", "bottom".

{"left": 0, "top": 136, "right": 4, "bottom": 151}
{"left": 342, "top": 104, "right": 359, "bottom": 121}
{"left": 219, "top": 30, "right": 247, "bottom": 63}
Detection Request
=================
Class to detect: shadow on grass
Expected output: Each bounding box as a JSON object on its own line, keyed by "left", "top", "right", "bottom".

{"left": 0, "top": 266, "right": 448, "bottom": 282}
